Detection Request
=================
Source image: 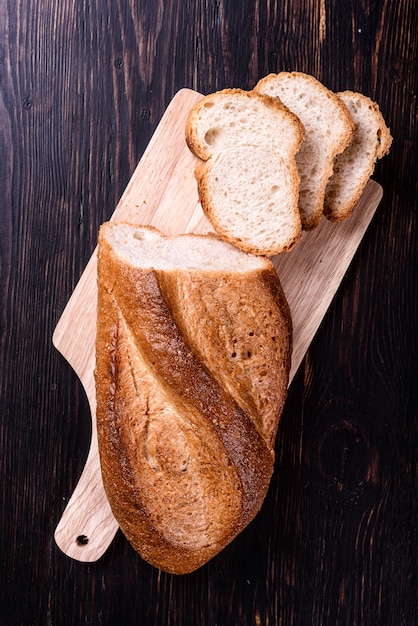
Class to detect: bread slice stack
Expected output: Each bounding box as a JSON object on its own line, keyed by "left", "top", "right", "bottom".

{"left": 186, "top": 71, "right": 392, "bottom": 253}
{"left": 95, "top": 223, "right": 292, "bottom": 574}
{"left": 254, "top": 72, "right": 355, "bottom": 230}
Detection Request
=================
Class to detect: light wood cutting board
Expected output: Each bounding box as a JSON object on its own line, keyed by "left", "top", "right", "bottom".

{"left": 53, "top": 88, "right": 383, "bottom": 562}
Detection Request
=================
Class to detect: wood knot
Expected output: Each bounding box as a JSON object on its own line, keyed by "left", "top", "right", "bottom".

{"left": 305, "top": 419, "right": 380, "bottom": 507}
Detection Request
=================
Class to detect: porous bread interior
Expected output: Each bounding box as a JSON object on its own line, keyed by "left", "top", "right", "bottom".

{"left": 103, "top": 223, "right": 269, "bottom": 271}
{"left": 255, "top": 72, "right": 353, "bottom": 227}
{"left": 325, "top": 91, "right": 392, "bottom": 218}
{"left": 203, "top": 145, "right": 299, "bottom": 252}
{"left": 186, "top": 89, "right": 303, "bottom": 255}
{"left": 190, "top": 90, "right": 302, "bottom": 159}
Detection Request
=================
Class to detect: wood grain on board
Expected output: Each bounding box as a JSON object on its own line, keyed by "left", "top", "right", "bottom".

{"left": 53, "top": 88, "right": 383, "bottom": 562}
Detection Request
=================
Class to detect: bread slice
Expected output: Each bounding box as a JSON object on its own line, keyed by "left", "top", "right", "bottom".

{"left": 185, "top": 88, "right": 304, "bottom": 256}
{"left": 255, "top": 72, "right": 354, "bottom": 230}
{"left": 324, "top": 91, "right": 392, "bottom": 221}
{"left": 95, "top": 223, "right": 292, "bottom": 574}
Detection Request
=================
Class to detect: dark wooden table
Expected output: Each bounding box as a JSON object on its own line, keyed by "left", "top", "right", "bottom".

{"left": 1, "top": 1, "right": 417, "bottom": 624}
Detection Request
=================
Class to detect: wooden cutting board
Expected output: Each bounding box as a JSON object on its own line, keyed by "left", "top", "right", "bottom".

{"left": 53, "top": 88, "right": 383, "bottom": 562}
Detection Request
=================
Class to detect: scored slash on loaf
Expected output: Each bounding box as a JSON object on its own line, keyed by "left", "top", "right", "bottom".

{"left": 95, "top": 223, "right": 292, "bottom": 574}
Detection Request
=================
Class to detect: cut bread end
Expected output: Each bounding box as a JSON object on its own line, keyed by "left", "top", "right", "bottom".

{"left": 99, "top": 222, "right": 273, "bottom": 271}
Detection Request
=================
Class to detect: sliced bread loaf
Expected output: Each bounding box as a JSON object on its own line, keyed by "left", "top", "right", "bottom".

{"left": 324, "top": 91, "right": 392, "bottom": 221}
{"left": 185, "top": 88, "right": 304, "bottom": 256}
{"left": 255, "top": 71, "right": 354, "bottom": 230}
{"left": 95, "top": 223, "right": 292, "bottom": 573}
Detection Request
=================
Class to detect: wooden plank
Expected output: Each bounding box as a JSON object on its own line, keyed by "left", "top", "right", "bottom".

{"left": 53, "top": 88, "right": 383, "bottom": 562}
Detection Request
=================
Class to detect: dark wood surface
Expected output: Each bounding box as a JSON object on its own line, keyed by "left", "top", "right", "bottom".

{"left": 1, "top": 1, "right": 417, "bottom": 624}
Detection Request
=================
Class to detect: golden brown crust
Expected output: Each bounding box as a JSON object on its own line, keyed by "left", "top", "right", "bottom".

{"left": 95, "top": 226, "right": 292, "bottom": 574}
{"left": 158, "top": 268, "right": 292, "bottom": 446}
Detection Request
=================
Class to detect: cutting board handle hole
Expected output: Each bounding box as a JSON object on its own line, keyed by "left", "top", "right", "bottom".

{"left": 76, "top": 534, "right": 89, "bottom": 546}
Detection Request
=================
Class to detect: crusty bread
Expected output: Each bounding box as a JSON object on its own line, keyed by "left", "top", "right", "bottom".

{"left": 255, "top": 72, "right": 354, "bottom": 230}
{"left": 185, "top": 88, "right": 304, "bottom": 256}
{"left": 324, "top": 91, "right": 392, "bottom": 221}
{"left": 95, "top": 222, "right": 292, "bottom": 574}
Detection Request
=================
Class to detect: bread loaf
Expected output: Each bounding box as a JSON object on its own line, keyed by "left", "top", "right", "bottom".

{"left": 95, "top": 223, "right": 292, "bottom": 574}
{"left": 185, "top": 88, "right": 304, "bottom": 256}
{"left": 254, "top": 71, "right": 354, "bottom": 230}
{"left": 324, "top": 91, "right": 392, "bottom": 221}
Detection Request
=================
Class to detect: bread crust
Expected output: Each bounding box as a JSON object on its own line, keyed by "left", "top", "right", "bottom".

{"left": 324, "top": 90, "right": 392, "bottom": 221}
{"left": 255, "top": 72, "right": 355, "bottom": 230}
{"left": 95, "top": 224, "right": 292, "bottom": 573}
